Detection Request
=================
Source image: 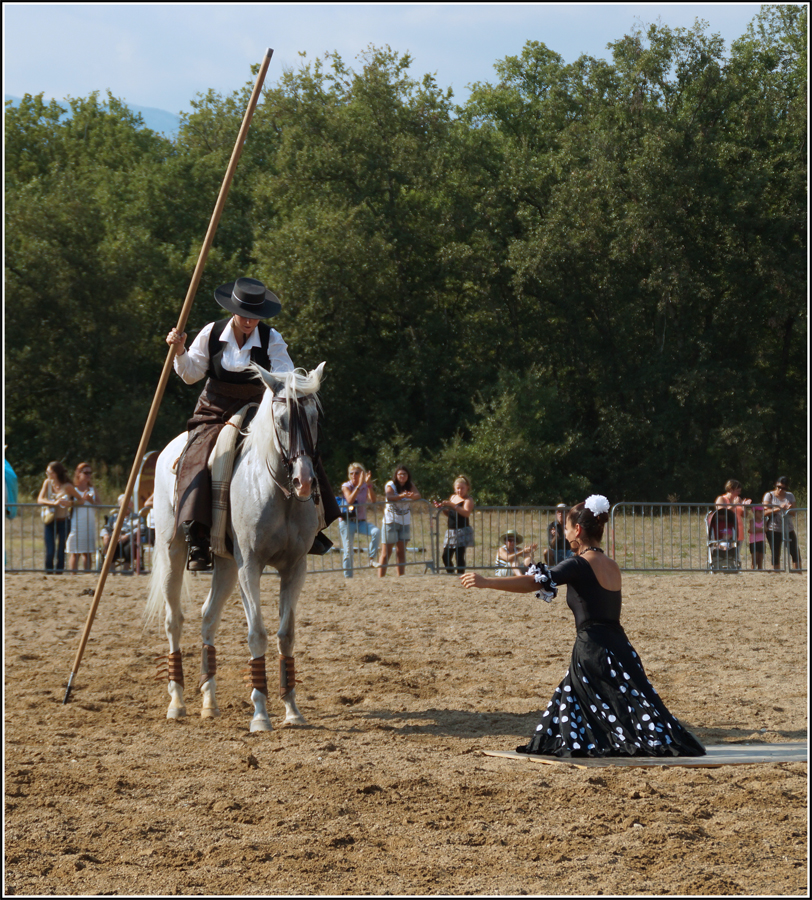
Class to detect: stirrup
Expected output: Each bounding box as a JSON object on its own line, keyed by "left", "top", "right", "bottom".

{"left": 187, "top": 545, "right": 212, "bottom": 571}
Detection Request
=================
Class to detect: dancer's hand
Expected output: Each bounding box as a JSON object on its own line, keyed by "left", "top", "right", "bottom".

{"left": 460, "top": 572, "right": 485, "bottom": 589}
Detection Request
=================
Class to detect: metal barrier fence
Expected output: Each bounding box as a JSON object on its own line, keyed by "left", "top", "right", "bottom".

{"left": 312, "top": 500, "right": 435, "bottom": 576}
{"left": 610, "top": 503, "right": 807, "bottom": 573}
{"left": 3, "top": 503, "right": 151, "bottom": 575}
{"left": 4, "top": 501, "right": 806, "bottom": 576}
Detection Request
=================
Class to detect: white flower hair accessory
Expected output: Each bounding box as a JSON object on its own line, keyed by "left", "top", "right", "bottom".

{"left": 585, "top": 494, "right": 610, "bottom": 516}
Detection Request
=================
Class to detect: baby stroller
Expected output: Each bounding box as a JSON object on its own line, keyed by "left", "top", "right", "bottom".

{"left": 706, "top": 508, "right": 740, "bottom": 573}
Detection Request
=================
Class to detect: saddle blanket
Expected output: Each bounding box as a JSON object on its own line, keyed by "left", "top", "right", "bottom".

{"left": 208, "top": 403, "right": 253, "bottom": 558}
{"left": 481, "top": 741, "right": 808, "bottom": 768}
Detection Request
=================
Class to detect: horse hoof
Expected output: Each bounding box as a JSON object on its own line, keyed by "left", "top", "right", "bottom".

{"left": 285, "top": 714, "right": 308, "bottom": 727}
{"left": 250, "top": 719, "right": 272, "bottom": 733}
{"left": 250, "top": 716, "right": 272, "bottom": 733}
{"left": 167, "top": 706, "right": 187, "bottom": 720}
{"left": 200, "top": 707, "right": 221, "bottom": 719}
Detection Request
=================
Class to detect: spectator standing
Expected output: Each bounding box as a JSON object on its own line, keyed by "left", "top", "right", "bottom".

{"left": 763, "top": 476, "right": 801, "bottom": 572}
{"left": 747, "top": 505, "right": 765, "bottom": 570}
{"left": 714, "top": 479, "right": 751, "bottom": 549}
{"left": 5, "top": 455, "right": 18, "bottom": 520}
{"left": 435, "top": 475, "right": 475, "bottom": 575}
{"left": 37, "top": 461, "right": 86, "bottom": 573}
{"left": 338, "top": 463, "right": 381, "bottom": 578}
{"left": 4, "top": 454, "right": 18, "bottom": 569}
{"left": 378, "top": 465, "right": 421, "bottom": 577}
{"left": 544, "top": 504, "right": 573, "bottom": 565}
{"left": 67, "top": 462, "right": 100, "bottom": 572}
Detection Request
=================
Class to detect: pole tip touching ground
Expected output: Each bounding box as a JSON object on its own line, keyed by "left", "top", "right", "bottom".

{"left": 63, "top": 673, "right": 75, "bottom": 705}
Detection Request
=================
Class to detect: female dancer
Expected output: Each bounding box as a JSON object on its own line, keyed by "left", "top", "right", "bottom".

{"left": 461, "top": 495, "right": 705, "bottom": 758}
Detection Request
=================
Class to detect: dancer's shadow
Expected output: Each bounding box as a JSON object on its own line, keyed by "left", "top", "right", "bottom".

{"left": 695, "top": 724, "right": 808, "bottom": 743}
{"left": 352, "top": 706, "right": 538, "bottom": 739}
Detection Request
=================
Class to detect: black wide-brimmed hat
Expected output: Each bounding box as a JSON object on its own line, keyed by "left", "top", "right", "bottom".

{"left": 214, "top": 277, "right": 281, "bottom": 319}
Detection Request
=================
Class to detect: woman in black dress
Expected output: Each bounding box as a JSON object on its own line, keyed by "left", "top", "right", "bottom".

{"left": 460, "top": 495, "right": 705, "bottom": 758}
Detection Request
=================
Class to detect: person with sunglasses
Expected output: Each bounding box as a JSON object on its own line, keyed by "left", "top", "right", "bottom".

{"left": 67, "top": 462, "right": 100, "bottom": 572}
{"left": 763, "top": 476, "right": 802, "bottom": 572}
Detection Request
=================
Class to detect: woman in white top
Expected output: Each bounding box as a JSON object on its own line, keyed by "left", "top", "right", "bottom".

{"left": 66, "top": 461, "right": 101, "bottom": 572}
{"left": 378, "top": 465, "right": 421, "bottom": 577}
{"left": 762, "top": 475, "right": 801, "bottom": 571}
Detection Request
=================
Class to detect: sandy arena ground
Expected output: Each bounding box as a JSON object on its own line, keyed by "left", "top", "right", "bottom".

{"left": 3, "top": 568, "right": 808, "bottom": 896}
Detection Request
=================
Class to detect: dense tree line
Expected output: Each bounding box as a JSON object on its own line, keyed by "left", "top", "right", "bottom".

{"left": 5, "top": 7, "right": 807, "bottom": 504}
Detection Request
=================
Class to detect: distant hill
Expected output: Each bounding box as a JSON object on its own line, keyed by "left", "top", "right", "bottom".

{"left": 4, "top": 95, "right": 180, "bottom": 139}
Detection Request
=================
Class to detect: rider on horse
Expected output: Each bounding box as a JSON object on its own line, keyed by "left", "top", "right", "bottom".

{"left": 166, "top": 277, "right": 339, "bottom": 570}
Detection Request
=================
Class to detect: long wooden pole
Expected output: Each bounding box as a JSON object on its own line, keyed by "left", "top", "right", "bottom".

{"left": 63, "top": 48, "right": 274, "bottom": 704}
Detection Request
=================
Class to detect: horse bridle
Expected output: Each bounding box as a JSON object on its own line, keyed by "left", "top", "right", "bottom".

{"left": 267, "top": 395, "right": 320, "bottom": 503}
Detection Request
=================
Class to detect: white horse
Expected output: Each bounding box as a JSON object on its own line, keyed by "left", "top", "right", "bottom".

{"left": 145, "top": 363, "right": 325, "bottom": 732}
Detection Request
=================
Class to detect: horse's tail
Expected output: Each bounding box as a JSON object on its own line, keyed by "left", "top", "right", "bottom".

{"left": 143, "top": 560, "right": 166, "bottom": 626}
{"left": 142, "top": 545, "right": 192, "bottom": 628}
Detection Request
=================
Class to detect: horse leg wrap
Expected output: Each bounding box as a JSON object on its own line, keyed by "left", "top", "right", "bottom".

{"left": 279, "top": 655, "right": 296, "bottom": 698}
{"left": 155, "top": 649, "right": 184, "bottom": 687}
{"left": 198, "top": 644, "right": 217, "bottom": 690}
{"left": 243, "top": 656, "right": 268, "bottom": 697}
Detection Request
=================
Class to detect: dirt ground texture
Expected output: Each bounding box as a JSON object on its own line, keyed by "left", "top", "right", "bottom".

{"left": 4, "top": 569, "right": 808, "bottom": 896}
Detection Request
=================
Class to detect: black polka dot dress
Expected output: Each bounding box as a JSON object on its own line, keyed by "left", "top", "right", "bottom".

{"left": 518, "top": 557, "right": 705, "bottom": 758}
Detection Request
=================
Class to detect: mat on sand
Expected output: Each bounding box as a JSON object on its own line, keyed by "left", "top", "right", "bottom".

{"left": 482, "top": 742, "right": 807, "bottom": 768}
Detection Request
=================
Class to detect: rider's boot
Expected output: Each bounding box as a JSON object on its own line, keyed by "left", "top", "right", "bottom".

{"left": 308, "top": 531, "right": 334, "bottom": 555}
{"left": 183, "top": 521, "right": 212, "bottom": 571}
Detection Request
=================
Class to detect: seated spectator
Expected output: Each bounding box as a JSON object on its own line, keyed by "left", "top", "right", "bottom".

{"left": 101, "top": 494, "right": 146, "bottom": 570}
{"left": 543, "top": 504, "right": 573, "bottom": 565}
{"left": 140, "top": 492, "right": 156, "bottom": 546}
{"left": 495, "top": 530, "right": 538, "bottom": 576}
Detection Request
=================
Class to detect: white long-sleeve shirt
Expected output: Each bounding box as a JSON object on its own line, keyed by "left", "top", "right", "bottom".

{"left": 174, "top": 320, "right": 294, "bottom": 384}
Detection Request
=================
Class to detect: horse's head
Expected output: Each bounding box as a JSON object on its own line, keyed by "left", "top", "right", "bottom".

{"left": 248, "top": 363, "right": 326, "bottom": 499}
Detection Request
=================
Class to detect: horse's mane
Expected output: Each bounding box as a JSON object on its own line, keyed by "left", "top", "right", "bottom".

{"left": 243, "top": 364, "right": 323, "bottom": 455}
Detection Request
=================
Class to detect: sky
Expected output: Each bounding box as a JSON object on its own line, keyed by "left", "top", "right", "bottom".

{"left": 3, "top": 3, "right": 775, "bottom": 116}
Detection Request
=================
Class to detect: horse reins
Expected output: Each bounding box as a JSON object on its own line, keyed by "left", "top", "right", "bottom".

{"left": 266, "top": 395, "right": 320, "bottom": 503}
